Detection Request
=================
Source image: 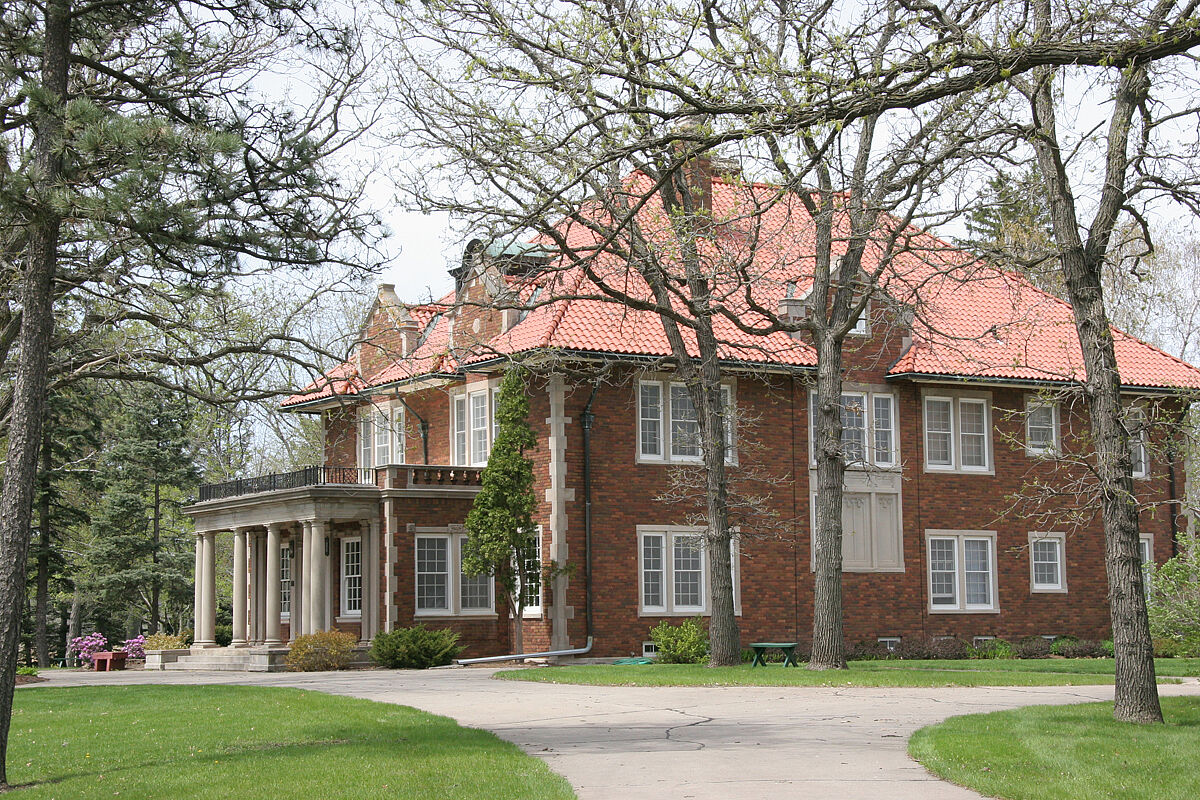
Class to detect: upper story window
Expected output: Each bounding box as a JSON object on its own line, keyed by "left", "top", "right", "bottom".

{"left": 923, "top": 394, "right": 992, "bottom": 473}
{"left": 638, "top": 379, "right": 735, "bottom": 464}
{"left": 1025, "top": 399, "right": 1059, "bottom": 456}
{"left": 926, "top": 529, "right": 998, "bottom": 612}
{"left": 809, "top": 390, "right": 897, "bottom": 468}
{"left": 849, "top": 302, "right": 870, "bottom": 336}
{"left": 1127, "top": 406, "right": 1149, "bottom": 478}
{"left": 451, "top": 383, "right": 499, "bottom": 466}
{"left": 1028, "top": 532, "right": 1067, "bottom": 593}
{"left": 359, "top": 405, "right": 404, "bottom": 469}
{"left": 280, "top": 545, "right": 293, "bottom": 616}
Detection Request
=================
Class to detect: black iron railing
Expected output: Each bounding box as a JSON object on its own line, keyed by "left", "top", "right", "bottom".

{"left": 198, "top": 466, "right": 375, "bottom": 501}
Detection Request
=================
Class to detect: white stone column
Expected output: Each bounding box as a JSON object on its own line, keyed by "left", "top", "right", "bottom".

{"left": 265, "top": 522, "right": 283, "bottom": 646}
{"left": 300, "top": 521, "right": 313, "bottom": 635}
{"left": 311, "top": 520, "right": 328, "bottom": 631}
{"left": 368, "top": 517, "right": 380, "bottom": 642}
{"left": 197, "top": 531, "right": 217, "bottom": 647}
{"left": 290, "top": 530, "right": 303, "bottom": 643}
{"left": 232, "top": 529, "right": 249, "bottom": 646}
{"left": 193, "top": 533, "right": 203, "bottom": 639}
{"left": 359, "top": 519, "right": 373, "bottom": 645}
{"left": 255, "top": 534, "right": 267, "bottom": 643}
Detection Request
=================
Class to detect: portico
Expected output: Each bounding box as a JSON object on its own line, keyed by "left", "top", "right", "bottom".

{"left": 181, "top": 464, "right": 482, "bottom": 671}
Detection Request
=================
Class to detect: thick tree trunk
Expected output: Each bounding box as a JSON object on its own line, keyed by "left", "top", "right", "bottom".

{"left": 1028, "top": 45, "right": 1161, "bottom": 722}
{"left": 810, "top": 337, "right": 847, "bottom": 669}
{"left": 65, "top": 594, "right": 81, "bottom": 667}
{"left": 35, "top": 430, "right": 53, "bottom": 668}
{"left": 0, "top": 0, "right": 70, "bottom": 785}
{"left": 151, "top": 483, "right": 161, "bottom": 634}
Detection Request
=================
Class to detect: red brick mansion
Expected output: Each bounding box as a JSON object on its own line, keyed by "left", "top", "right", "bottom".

{"left": 183, "top": 176, "right": 1200, "bottom": 669}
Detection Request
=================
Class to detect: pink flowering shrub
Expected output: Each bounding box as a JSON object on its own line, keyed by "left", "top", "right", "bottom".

{"left": 67, "top": 633, "right": 108, "bottom": 664}
{"left": 120, "top": 635, "right": 146, "bottom": 659}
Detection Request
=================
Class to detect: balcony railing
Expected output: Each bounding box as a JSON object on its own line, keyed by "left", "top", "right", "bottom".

{"left": 198, "top": 465, "right": 375, "bottom": 502}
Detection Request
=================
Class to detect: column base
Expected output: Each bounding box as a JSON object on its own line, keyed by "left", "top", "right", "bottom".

{"left": 230, "top": 641, "right": 251, "bottom": 648}
{"left": 192, "top": 641, "right": 220, "bottom": 649}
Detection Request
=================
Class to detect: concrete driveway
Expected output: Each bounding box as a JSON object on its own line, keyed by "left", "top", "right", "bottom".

{"left": 32, "top": 667, "right": 1200, "bottom": 799}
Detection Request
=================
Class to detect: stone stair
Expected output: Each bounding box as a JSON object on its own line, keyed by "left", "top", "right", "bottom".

{"left": 164, "top": 646, "right": 288, "bottom": 672}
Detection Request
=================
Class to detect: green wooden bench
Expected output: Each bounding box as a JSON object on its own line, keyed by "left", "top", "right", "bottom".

{"left": 750, "top": 642, "right": 800, "bottom": 667}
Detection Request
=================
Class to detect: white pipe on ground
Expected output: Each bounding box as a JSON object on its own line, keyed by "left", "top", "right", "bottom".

{"left": 456, "top": 636, "right": 594, "bottom": 665}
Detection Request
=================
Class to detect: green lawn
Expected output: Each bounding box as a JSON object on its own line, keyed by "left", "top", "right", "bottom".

{"left": 496, "top": 659, "right": 1198, "bottom": 687}
{"left": 909, "top": 696, "right": 1200, "bottom": 800}
{"left": 9, "top": 685, "right": 574, "bottom": 799}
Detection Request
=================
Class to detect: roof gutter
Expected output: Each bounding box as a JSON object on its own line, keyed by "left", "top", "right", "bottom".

{"left": 886, "top": 371, "right": 1197, "bottom": 396}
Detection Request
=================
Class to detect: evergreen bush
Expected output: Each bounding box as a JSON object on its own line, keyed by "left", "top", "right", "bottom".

{"left": 370, "top": 625, "right": 464, "bottom": 669}
{"left": 649, "top": 618, "right": 709, "bottom": 664}
{"left": 285, "top": 630, "right": 356, "bottom": 671}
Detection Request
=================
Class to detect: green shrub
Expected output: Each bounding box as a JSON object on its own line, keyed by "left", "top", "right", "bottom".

{"left": 968, "top": 638, "right": 1014, "bottom": 659}
{"left": 847, "top": 640, "right": 892, "bottom": 661}
{"left": 17, "top": 666, "right": 38, "bottom": 677}
{"left": 1050, "top": 635, "right": 1078, "bottom": 656}
{"left": 1154, "top": 634, "right": 1200, "bottom": 658}
{"left": 892, "top": 638, "right": 932, "bottom": 660}
{"left": 649, "top": 618, "right": 709, "bottom": 664}
{"left": 927, "top": 637, "right": 969, "bottom": 659}
{"left": 1101, "top": 639, "right": 1115, "bottom": 658}
{"left": 1149, "top": 538, "right": 1200, "bottom": 646}
{"left": 285, "top": 630, "right": 357, "bottom": 672}
{"left": 370, "top": 625, "right": 463, "bottom": 669}
{"left": 1014, "top": 636, "right": 1052, "bottom": 659}
{"left": 1055, "top": 639, "right": 1107, "bottom": 658}
{"left": 214, "top": 624, "right": 233, "bottom": 647}
{"left": 144, "top": 633, "right": 186, "bottom": 651}
{"left": 177, "top": 628, "right": 194, "bottom": 647}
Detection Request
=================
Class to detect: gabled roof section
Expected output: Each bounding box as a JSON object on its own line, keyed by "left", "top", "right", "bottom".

{"left": 283, "top": 171, "right": 1200, "bottom": 408}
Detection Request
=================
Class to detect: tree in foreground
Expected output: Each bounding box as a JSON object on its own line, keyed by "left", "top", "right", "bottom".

{"left": 463, "top": 367, "right": 539, "bottom": 655}
{"left": 0, "top": 0, "right": 378, "bottom": 785}
{"left": 379, "top": 0, "right": 1200, "bottom": 669}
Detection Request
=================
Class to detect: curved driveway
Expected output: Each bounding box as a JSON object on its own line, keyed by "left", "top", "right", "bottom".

{"left": 35, "top": 668, "right": 1200, "bottom": 799}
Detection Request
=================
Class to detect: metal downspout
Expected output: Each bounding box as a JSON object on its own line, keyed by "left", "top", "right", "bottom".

{"left": 579, "top": 381, "right": 600, "bottom": 646}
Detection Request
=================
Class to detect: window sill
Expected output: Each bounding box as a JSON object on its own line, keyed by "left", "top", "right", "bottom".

{"left": 1030, "top": 586, "right": 1069, "bottom": 594}
{"left": 928, "top": 607, "right": 1001, "bottom": 615}
{"left": 637, "top": 609, "right": 742, "bottom": 618}
{"left": 334, "top": 615, "right": 362, "bottom": 623}
{"left": 923, "top": 466, "right": 995, "bottom": 476}
{"left": 412, "top": 613, "right": 498, "bottom": 621}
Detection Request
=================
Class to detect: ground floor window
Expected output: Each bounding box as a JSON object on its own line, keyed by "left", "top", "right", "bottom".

{"left": 341, "top": 537, "right": 362, "bottom": 617}
{"left": 280, "top": 545, "right": 293, "bottom": 615}
{"left": 415, "top": 533, "right": 495, "bottom": 616}
{"left": 637, "top": 526, "right": 739, "bottom": 615}
{"left": 926, "top": 530, "right": 998, "bottom": 612}
{"left": 519, "top": 528, "right": 543, "bottom": 616}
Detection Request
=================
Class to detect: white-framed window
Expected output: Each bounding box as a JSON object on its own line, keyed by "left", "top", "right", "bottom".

{"left": 341, "top": 537, "right": 362, "bottom": 617}
{"left": 391, "top": 406, "right": 406, "bottom": 464}
{"left": 1128, "top": 406, "right": 1149, "bottom": 478}
{"left": 358, "top": 404, "right": 402, "bottom": 468}
{"left": 1028, "top": 532, "right": 1067, "bottom": 593}
{"left": 638, "top": 379, "right": 736, "bottom": 464}
{"left": 878, "top": 636, "right": 900, "bottom": 652}
{"left": 923, "top": 394, "right": 992, "bottom": 473}
{"left": 812, "top": 390, "right": 897, "bottom": 468}
{"left": 280, "top": 545, "right": 293, "bottom": 616}
{"left": 358, "top": 407, "right": 388, "bottom": 469}
{"left": 849, "top": 302, "right": 870, "bottom": 336}
{"left": 637, "top": 526, "right": 739, "bottom": 615}
{"left": 1139, "top": 533, "right": 1154, "bottom": 598}
{"left": 642, "top": 641, "right": 658, "bottom": 658}
{"left": 926, "top": 530, "right": 998, "bottom": 612}
{"left": 518, "top": 528, "right": 543, "bottom": 617}
{"left": 451, "top": 384, "right": 499, "bottom": 466}
{"left": 414, "top": 533, "right": 496, "bottom": 616}
{"left": 1025, "top": 400, "right": 1059, "bottom": 456}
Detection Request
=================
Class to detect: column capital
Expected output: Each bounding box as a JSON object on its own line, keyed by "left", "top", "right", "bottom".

{"left": 267, "top": 521, "right": 285, "bottom": 535}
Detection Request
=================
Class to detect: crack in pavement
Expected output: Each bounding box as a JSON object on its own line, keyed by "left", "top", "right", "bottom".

{"left": 662, "top": 707, "right": 714, "bottom": 750}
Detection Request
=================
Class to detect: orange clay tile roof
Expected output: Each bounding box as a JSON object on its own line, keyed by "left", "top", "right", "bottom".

{"left": 282, "top": 175, "right": 1200, "bottom": 407}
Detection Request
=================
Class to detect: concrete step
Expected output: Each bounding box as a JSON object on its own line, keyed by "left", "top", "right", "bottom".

{"left": 164, "top": 659, "right": 257, "bottom": 671}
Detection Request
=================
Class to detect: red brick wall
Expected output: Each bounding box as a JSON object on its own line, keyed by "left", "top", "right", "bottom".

{"left": 325, "top": 336, "right": 1185, "bottom": 658}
